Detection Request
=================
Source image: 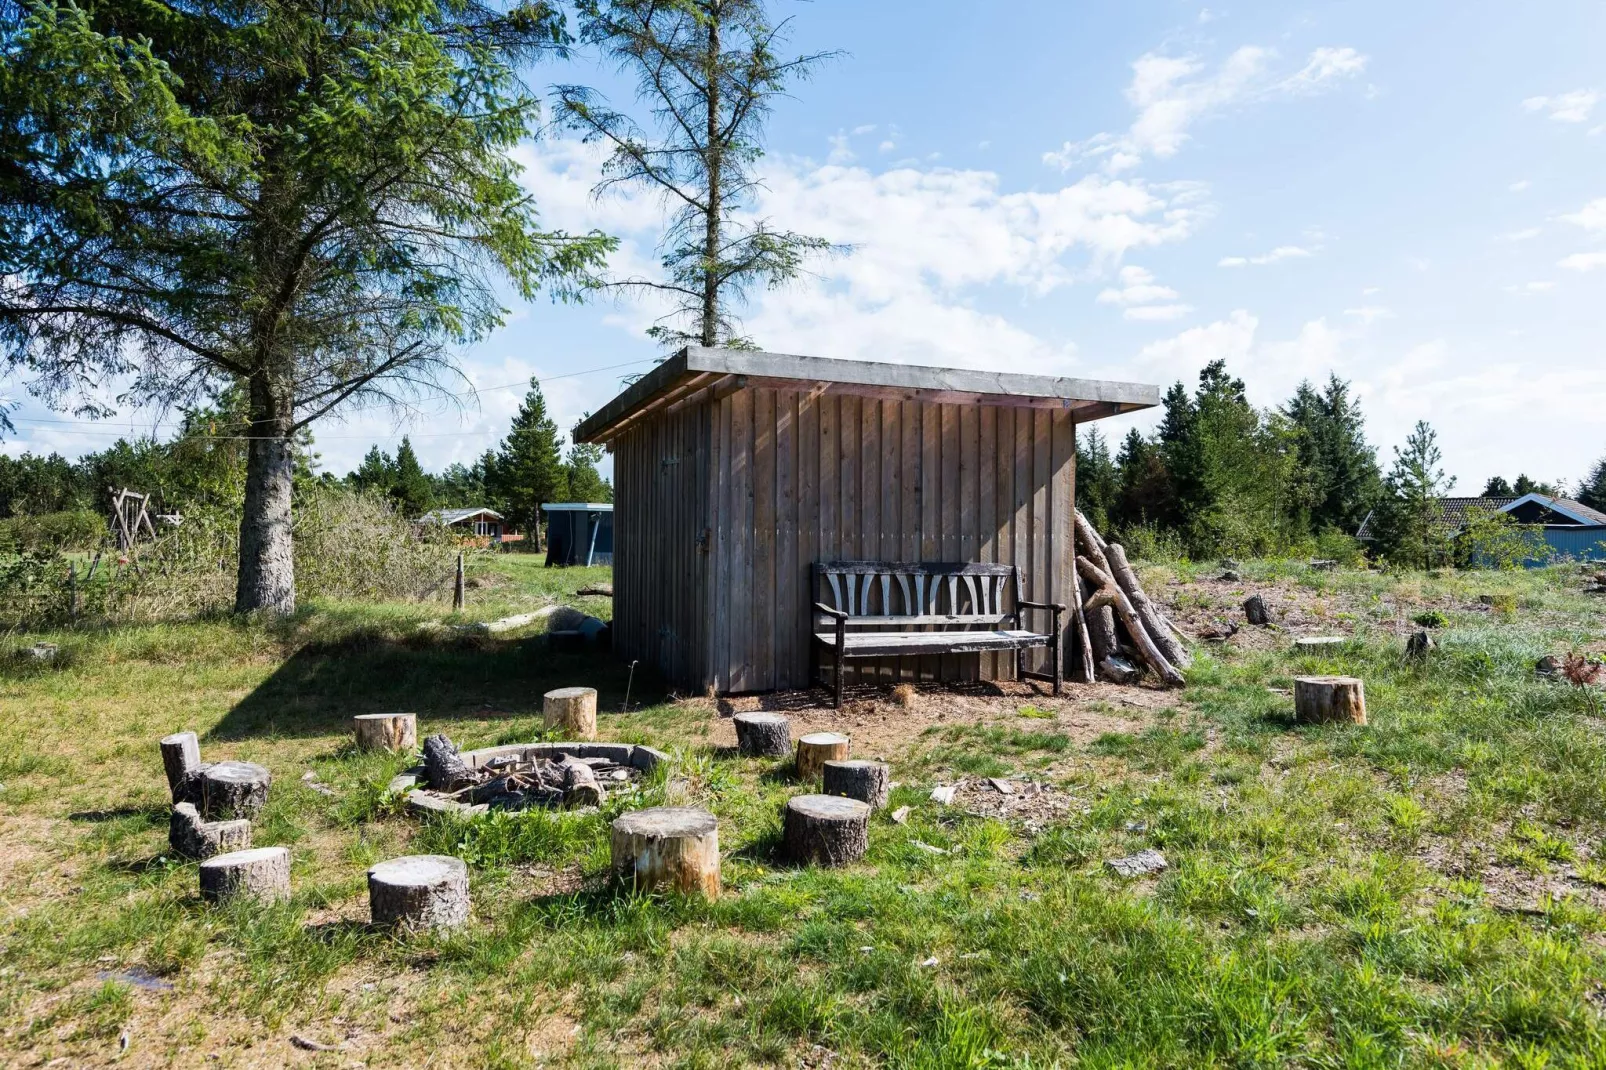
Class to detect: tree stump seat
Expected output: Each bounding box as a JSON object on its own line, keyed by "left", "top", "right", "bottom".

{"left": 544, "top": 687, "right": 598, "bottom": 740}
{"left": 795, "top": 732, "right": 849, "bottom": 784}
{"left": 200, "top": 760, "right": 271, "bottom": 820}
{"left": 610, "top": 807, "right": 720, "bottom": 898}
{"left": 199, "top": 846, "right": 290, "bottom": 904}
{"left": 822, "top": 760, "right": 890, "bottom": 809}
{"left": 354, "top": 713, "right": 417, "bottom": 753}
{"left": 368, "top": 855, "right": 471, "bottom": 931}
{"left": 784, "top": 794, "right": 871, "bottom": 867}
{"left": 733, "top": 712, "right": 792, "bottom": 757}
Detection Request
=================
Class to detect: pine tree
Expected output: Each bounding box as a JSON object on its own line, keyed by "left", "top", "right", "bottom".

{"left": 390, "top": 437, "right": 434, "bottom": 517}
{"left": 1373, "top": 420, "right": 1457, "bottom": 568}
{"left": 1512, "top": 474, "right": 1560, "bottom": 496}
{"left": 1579, "top": 453, "right": 1606, "bottom": 512}
{"left": 563, "top": 441, "right": 613, "bottom": 504}
{"left": 350, "top": 447, "right": 395, "bottom": 497}
{"left": 1282, "top": 375, "right": 1381, "bottom": 535}
{"left": 1114, "top": 429, "right": 1173, "bottom": 531}
{"left": 488, "top": 380, "right": 567, "bottom": 544}
{"left": 1482, "top": 476, "right": 1514, "bottom": 497}
{"left": 1075, "top": 427, "right": 1119, "bottom": 531}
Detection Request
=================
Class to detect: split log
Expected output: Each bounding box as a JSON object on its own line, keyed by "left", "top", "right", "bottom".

{"left": 159, "top": 731, "right": 205, "bottom": 804}
{"left": 1076, "top": 557, "right": 1185, "bottom": 688}
{"left": 1074, "top": 510, "right": 1116, "bottom": 578}
{"left": 610, "top": 807, "right": 721, "bottom": 897}
{"left": 368, "top": 855, "right": 471, "bottom": 931}
{"left": 199, "top": 846, "right": 291, "bottom": 904}
{"left": 170, "top": 802, "right": 251, "bottom": 859}
{"left": 1243, "top": 594, "right": 1271, "bottom": 627}
{"left": 200, "top": 761, "right": 271, "bottom": 820}
{"left": 822, "top": 760, "right": 890, "bottom": 809}
{"left": 733, "top": 712, "right": 792, "bottom": 757}
{"left": 353, "top": 713, "right": 417, "bottom": 754}
{"left": 1294, "top": 676, "right": 1367, "bottom": 725}
{"left": 795, "top": 732, "right": 850, "bottom": 784}
{"left": 557, "top": 755, "right": 605, "bottom": 807}
{"left": 543, "top": 687, "right": 598, "bottom": 740}
{"left": 1068, "top": 562, "right": 1095, "bottom": 684}
{"left": 1107, "top": 543, "right": 1192, "bottom": 669}
{"left": 783, "top": 794, "right": 871, "bottom": 866}
{"left": 1085, "top": 598, "right": 1119, "bottom": 667}
{"left": 423, "top": 734, "right": 474, "bottom": 792}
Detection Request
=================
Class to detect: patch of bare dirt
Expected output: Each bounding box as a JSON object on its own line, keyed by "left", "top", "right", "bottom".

{"left": 702, "top": 680, "right": 1175, "bottom": 761}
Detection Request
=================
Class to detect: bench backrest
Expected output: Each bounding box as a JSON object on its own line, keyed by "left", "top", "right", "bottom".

{"left": 814, "top": 561, "right": 1018, "bottom": 627}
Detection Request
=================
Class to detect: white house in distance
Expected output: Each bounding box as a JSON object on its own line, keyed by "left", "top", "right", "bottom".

{"left": 416, "top": 507, "right": 521, "bottom": 545}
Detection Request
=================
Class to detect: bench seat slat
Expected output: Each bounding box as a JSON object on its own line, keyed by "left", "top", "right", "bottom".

{"left": 813, "top": 629, "right": 1048, "bottom": 657}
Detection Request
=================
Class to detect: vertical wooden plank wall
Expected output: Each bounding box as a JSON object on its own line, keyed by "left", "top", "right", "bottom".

{"left": 689, "top": 387, "right": 1077, "bottom": 694}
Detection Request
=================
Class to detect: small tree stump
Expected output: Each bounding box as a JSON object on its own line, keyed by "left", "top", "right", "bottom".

{"left": 1243, "top": 594, "right": 1271, "bottom": 626}
{"left": 733, "top": 712, "right": 791, "bottom": 757}
{"left": 784, "top": 795, "right": 871, "bottom": 867}
{"left": 159, "top": 731, "right": 205, "bottom": 804}
{"left": 795, "top": 732, "right": 850, "bottom": 784}
{"left": 543, "top": 687, "right": 598, "bottom": 740}
{"left": 1295, "top": 636, "right": 1347, "bottom": 651}
{"left": 354, "top": 713, "right": 417, "bottom": 753}
{"left": 199, "top": 846, "right": 290, "bottom": 904}
{"left": 822, "top": 760, "right": 890, "bottom": 809}
{"left": 170, "top": 802, "right": 251, "bottom": 859}
{"left": 200, "top": 761, "right": 271, "bottom": 820}
{"left": 1406, "top": 630, "right": 1436, "bottom": 659}
{"left": 610, "top": 807, "right": 721, "bottom": 897}
{"left": 1294, "top": 676, "right": 1367, "bottom": 725}
{"left": 368, "top": 855, "right": 471, "bottom": 931}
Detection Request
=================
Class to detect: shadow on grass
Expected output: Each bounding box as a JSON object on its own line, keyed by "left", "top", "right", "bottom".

{"left": 69, "top": 805, "right": 164, "bottom": 823}
{"left": 209, "top": 631, "right": 668, "bottom": 741}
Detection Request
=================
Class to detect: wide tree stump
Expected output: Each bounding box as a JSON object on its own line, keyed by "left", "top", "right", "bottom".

{"left": 610, "top": 807, "right": 721, "bottom": 897}
{"left": 543, "top": 687, "right": 598, "bottom": 740}
{"left": 822, "top": 760, "right": 890, "bottom": 809}
{"left": 1294, "top": 676, "right": 1367, "bottom": 725}
{"left": 795, "top": 732, "right": 850, "bottom": 784}
{"left": 733, "top": 712, "right": 792, "bottom": 757}
{"left": 199, "top": 846, "right": 291, "bottom": 904}
{"left": 159, "top": 731, "right": 206, "bottom": 804}
{"left": 784, "top": 794, "right": 871, "bottom": 867}
{"left": 1243, "top": 595, "right": 1271, "bottom": 626}
{"left": 354, "top": 713, "right": 417, "bottom": 753}
{"left": 170, "top": 802, "right": 251, "bottom": 859}
{"left": 200, "top": 761, "right": 271, "bottom": 820}
{"left": 368, "top": 855, "right": 471, "bottom": 931}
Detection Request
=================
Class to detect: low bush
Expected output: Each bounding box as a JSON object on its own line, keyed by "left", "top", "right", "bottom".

{"left": 0, "top": 510, "right": 104, "bottom": 553}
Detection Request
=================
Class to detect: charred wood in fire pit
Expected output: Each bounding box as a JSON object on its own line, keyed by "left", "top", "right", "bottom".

{"left": 423, "top": 734, "right": 474, "bottom": 792}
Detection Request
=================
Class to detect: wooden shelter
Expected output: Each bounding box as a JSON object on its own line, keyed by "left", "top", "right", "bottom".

{"left": 575, "top": 347, "right": 1159, "bottom": 694}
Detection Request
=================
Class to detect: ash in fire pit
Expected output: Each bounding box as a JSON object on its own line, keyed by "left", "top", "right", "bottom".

{"left": 391, "top": 737, "right": 668, "bottom": 817}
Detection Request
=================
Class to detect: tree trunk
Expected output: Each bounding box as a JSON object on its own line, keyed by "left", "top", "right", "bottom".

{"left": 700, "top": 12, "right": 722, "bottom": 347}
{"left": 1294, "top": 676, "right": 1367, "bottom": 724}
{"left": 235, "top": 376, "right": 296, "bottom": 614}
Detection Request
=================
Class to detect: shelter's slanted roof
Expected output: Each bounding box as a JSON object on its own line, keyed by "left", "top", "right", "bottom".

{"left": 418, "top": 507, "right": 503, "bottom": 526}
{"left": 574, "top": 346, "right": 1161, "bottom": 445}
{"left": 1356, "top": 498, "right": 1515, "bottom": 540}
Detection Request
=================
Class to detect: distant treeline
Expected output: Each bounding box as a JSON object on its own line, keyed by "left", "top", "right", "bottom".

{"left": 1076, "top": 360, "right": 1605, "bottom": 564}
{"left": 0, "top": 380, "right": 609, "bottom": 549}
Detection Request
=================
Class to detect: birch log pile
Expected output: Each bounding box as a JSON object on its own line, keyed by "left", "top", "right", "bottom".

{"left": 1073, "top": 510, "right": 1192, "bottom": 689}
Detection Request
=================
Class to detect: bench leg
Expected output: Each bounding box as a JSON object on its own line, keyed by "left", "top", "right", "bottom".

{"left": 1052, "top": 608, "right": 1063, "bottom": 695}
{"left": 834, "top": 651, "right": 845, "bottom": 709}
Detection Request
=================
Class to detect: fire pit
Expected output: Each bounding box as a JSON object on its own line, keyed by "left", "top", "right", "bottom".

{"left": 389, "top": 737, "right": 668, "bottom": 817}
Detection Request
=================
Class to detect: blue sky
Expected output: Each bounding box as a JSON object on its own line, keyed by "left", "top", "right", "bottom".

{"left": 5, "top": 0, "right": 1604, "bottom": 492}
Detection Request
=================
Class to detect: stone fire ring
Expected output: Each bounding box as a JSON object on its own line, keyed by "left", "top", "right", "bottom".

{"left": 388, "top": 742, "right": 669, "bottom": 817}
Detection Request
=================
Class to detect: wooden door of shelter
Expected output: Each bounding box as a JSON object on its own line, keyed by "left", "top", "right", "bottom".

{"left": 576, "top": 347, "right": 1159, "bottom": 695}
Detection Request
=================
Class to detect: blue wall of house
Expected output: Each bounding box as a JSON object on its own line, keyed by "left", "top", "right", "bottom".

{"left": 1542, "top": 527, "right": 1606, "bottom": 563}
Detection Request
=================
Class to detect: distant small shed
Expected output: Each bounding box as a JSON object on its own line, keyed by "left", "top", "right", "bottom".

{"left": 543, "top": 503, "right": 614, "bottom": 566}
{"left": 418, "top": 507, "right": 510, "bottom": 542}
{"left": 1357, "top": 493, "right": 1606, "bottom": 564}
{"left": 575, "top": 346, "right": 1159, "bottom": 693}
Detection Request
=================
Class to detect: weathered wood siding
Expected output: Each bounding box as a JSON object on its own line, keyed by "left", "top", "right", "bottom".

{"left": 701, "top": 387, "right": 1077, "bottom": 694}
{"left": 610, "top": 400, "right": 710, "bottom": 688}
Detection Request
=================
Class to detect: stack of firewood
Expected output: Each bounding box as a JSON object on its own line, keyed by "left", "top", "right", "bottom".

{"left": 1070, "top": 511, "right": 1190, "bottom": 689}
{"left": 421, "top": 734, "right": 629, "bottom": 809}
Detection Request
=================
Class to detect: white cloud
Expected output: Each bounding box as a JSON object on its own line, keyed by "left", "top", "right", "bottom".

{"left": 1559, "top": 251, "right": 1606, "bottom": 271}
{"left": 851, "top": 124, "right": 877, "bottom": 136}
{"left": 878, "top": 140, "right": 896, "bottom": 153}
{"left": 1523, "top": 89, "right": 1601, "bottom": 124}
{"left": 1218, "top": 244, "right": 1315, "bottom": 267}
{"left": 1561, "top": 197, "right": 1606, "bottom": 232}
{"left": 1509, "top": 179, "right": 1531, "bottom": 193}
{"left": 1280, "top": 47, "right": 1369, "bottom": 94}
{"left": 1501, "top": 227, "right": 1541, "bottom": 241}
{"left": 1123, "top": 303, "right": 1195, "bottom": 321}
{"left": 1044, "top": 44, "right": 1367, "bottom": 173}
{"left": 1504, "top": 280, "right": 1555, "bottom": 294}
{"left": 1096, "top": 265, "right": 1178, "bottom": 305}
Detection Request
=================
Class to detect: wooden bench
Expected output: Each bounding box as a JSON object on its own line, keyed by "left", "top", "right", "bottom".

{"left": 813, "top": 561, "right": 1063, "bottom": 708}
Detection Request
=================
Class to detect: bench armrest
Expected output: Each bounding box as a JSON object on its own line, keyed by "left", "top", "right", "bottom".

{"left": 1017, "top": 599, "right": 1067, "bottom": 612}
{"left": 813, "top": 601, "right": 848, "bottom": 620}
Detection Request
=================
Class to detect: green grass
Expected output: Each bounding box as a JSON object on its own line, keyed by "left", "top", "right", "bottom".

{"left": 1, "top": 560, "right": 1604, "bottom": 1066}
